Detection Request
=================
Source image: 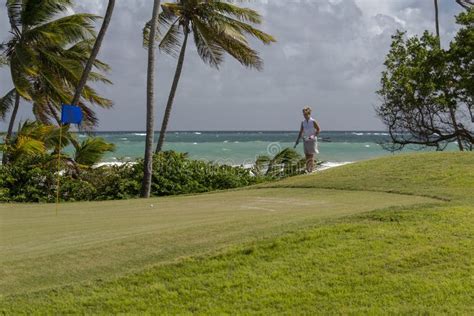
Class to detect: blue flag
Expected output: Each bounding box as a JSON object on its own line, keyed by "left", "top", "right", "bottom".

{"left": 61, "top": 105, "right": 83, "bottom": 125}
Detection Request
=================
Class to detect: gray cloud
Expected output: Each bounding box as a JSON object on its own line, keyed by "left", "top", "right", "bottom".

{"left": 0, "top": 0, "right": 464, "bottom": 131}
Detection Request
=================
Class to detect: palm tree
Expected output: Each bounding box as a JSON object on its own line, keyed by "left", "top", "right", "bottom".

{"left": 1, "top": 1, "right": 113, "bottom": 163}
{"left": 1, "top": 1, "right": 98, "bottom": 142}
{"left": 141, "top": 0, "right": 162, "bottom": 198}
{"left": 148, "top": 0, "right": 276, "bottom": 153}
{"left": 254, "top": 148, "right": 306, "bottom": 178}
{"left": 1, "top": 120, "right": 114, "bottom": 167}
{"left": 71, "top": 0, "right": 116, "bottom": 106}
{"left": 30, "top": 39, "right": 113, "bottom": 128}
{"left": 74, "top": 137, "right": 115, "bottom": 167}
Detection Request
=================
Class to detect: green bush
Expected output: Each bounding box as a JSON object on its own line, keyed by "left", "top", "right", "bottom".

{"left": 81, "top": 164, "right": 141, "bottom": 200}
{"left": 146, "top": 152, "right": 260, "bottom": 196}
{"left": 1, "top": 158, "right": 56, "bottom": 202}
{"left": 0, "top": 151, "right": 263, "bottom": 203}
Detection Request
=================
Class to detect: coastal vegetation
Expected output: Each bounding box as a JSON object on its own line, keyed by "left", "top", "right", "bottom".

{"left": 0, "top": 0, "right": 113, "bottom": 138}
{"left": 0, "top": 0, "right": 274, "bottom": 199}
{"left": 1, "top": 152, "right": 473, "bottom": 313}
{"left": 147, "top": 0, "right": 275, "bottom": 154}
{"left": 0, "top": 119, "right": 309, "bottom": 202}
{"left": 377, "top": 8, "right": 473, "bottom": 151}
{"left": 140, "top": 0, "right": 275, "bottom": 197}
{"left": 254, "top": 147, "right": 307, "bottom": 178}
{"left": 0, "top": 149, "right": 262, "bottom": 202}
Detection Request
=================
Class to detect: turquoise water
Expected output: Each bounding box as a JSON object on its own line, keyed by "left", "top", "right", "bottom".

{"left": 79, "top": 131, "right": 455, "bottom": 165}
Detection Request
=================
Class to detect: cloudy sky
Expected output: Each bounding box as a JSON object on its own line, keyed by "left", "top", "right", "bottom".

{"left": 0, "top": 0, "right": 465, "bottom": 131}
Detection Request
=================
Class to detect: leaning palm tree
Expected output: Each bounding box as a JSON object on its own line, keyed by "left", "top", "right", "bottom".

{"left": 146, "top": 0, "right": 276, "bottom": 153}
{"left": 71, "top": 0, "right": 116, "bottom": 106}
{"left": 1, "top": 0, "right": 99, "bottom": 148}
{"left": 141, "top": 0, "right": 162, "bottom": 198}
{"left": 30, "top": 39, "right": 113, "bottom": 129}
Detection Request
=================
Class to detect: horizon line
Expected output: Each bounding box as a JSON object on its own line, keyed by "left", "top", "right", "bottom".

{"left": 0, "top": 129, "right": 388, "bottom": 133}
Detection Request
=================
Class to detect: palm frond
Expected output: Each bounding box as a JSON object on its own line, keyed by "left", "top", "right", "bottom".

{"left": 192, "top": 18, "right": 225, "bottom": 68}
{"left": 212, "top": 13, "right": 276, "bottom": 44}
{"left": 66, "top": 40, "right": 112, "bottom": 72}
{"left": 84, "top": 71, "right": 113, "bottom": 84}
{"left": 25, "top": 14, "right": 99, "bottom": 47}
{"left": 160, "top": 2, "right": 183, "bottom": 16}
{"left": 74, "top": 137, "right": 115, "bottom": 166}
{"left": 209, "top": 1, "right": 262, "bottom": 24}
{"left": 213, "top": 27, "right": 263, "bottom": 69}
{"left": 10, "top": 56, "right": 34, "bottom": 100}
{"left": 21, "top": 0, "right": 74, "bottom": 27}
{"left": 33, "top": 101, "right": 54, "bottom": 125}
{"left": 81, "top": 85, "right": 113, "bottom": 108}
{"left": 0, "top": 89, "right": 17, "bottom": 120}
{"left": 77, "top": 102, "right": 99, "bottom": 130}
{"left": 143, "top": 4, "right": 180, "bottom": 48}
{"left": 456, "top": 0, "right": 474, "bottom": 9}
{"left": 37, "top": 70, "right": 72, "bottom": 103}
{"left": 10, "top": 135, "right": 46, "bottom": 160}
{"left": 11, "top": 44, "right": 38, "bottom": 76}
{"left": 254, "top": 154, "right": 270, "bottom": 173}
{"left": 6, "top": 0, "right": 22, "bottom": 30}
{"left": 158, "top": 18, "right": 183, "bottom": 57}
{"left": 43, "top": 124, "right": 71, "bottom": 150}
{"left": 37, "top": 47, "right": 83, "bottom": 82}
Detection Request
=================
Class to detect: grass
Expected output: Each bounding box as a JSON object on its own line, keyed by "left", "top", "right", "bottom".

{"left": 262, "top": 152, "right": 474, "bottom": 202}
{"left": 1, "top": 188, "right": 432, "bottom": 295}
{"left": 1, "top": 152, "right": 473, "bottom": 313}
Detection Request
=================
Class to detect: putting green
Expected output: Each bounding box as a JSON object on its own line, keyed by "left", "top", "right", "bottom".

{"left": 1, "top": 188, "right": 437, "bottom": 295}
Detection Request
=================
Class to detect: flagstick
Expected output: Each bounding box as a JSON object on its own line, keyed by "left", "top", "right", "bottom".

{"left": 56, "top": 123, "right": 62, "bottom": 216}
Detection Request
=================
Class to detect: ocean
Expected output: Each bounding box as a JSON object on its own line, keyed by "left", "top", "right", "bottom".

{"left": 79, "top": 131, "right": 455, "bottom": 166}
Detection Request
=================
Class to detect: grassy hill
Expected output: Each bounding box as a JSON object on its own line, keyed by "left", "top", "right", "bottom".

{"left": 262, "top": 152, "right": 474, "bottom": 202}
{"left": 1, "top": 152, "right": 473, "bottom": 313}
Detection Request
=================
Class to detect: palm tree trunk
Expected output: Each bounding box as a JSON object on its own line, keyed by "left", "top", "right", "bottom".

{"left": 155, "top": 29, "right": 190, "bottom": 153}
{"left": 71, "top": 0, "right": 115, "bottom": 106}
{"left": 434, "top": 0, "right": 440, "bottom": 40}
{"left": 2, "top": 92, "right": 20, "bottom": 165}
{"left": 141, "top": 0, "right": 161, "bottom": 198}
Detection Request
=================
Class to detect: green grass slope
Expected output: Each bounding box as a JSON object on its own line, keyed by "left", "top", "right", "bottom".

{"left": 1, "top": 152, "right": 473, "bottom": 313}
{"left": 263, "top": 152, "right": 474, "bottom": 202}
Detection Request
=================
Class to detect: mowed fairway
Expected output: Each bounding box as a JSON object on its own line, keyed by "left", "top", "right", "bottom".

{"left": 1, "top": 152, "right": 473, "bottom": 314}
{"left": 1, "top": 188, "right": 436, "bottom": 295}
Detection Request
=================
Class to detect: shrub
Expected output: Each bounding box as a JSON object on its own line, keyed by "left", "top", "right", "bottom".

{"left": 80, "top": 164, "right": 141, "bottom": 201}
{"left": 147, "top": 152, "right": 260, "bottom": 196}
{"left": 0, "top": 151, "right": 263, "bottom": 203}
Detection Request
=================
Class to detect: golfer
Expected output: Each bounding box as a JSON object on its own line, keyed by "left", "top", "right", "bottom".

{"left": 294, "top": 106, "right": 321, "bottom": 173}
